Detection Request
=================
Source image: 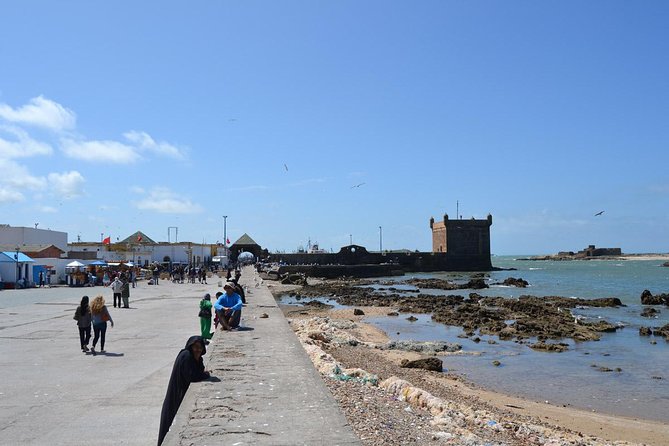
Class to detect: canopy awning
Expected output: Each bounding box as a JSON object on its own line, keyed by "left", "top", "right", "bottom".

{"left": 66, "top": 261, "right": 85, "bottom": 267}
{"left": 89, "top": 260, "right": 108, "bottom": 266}
{"left": 0, "top": 252, "right": 36, "bottom": 263}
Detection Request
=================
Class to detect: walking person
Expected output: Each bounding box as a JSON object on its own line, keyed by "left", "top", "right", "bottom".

{"left": 121, "top": 277, "right": 130, "bottom": 308}
{"left": 73, "top": 295, "right": 92, "bottom": 352}
{"left": 157, "top": 336, "right": 210, "bottom": 445}
{"left": 198, "top": 294, "right": 213, "bottom": 340}
{"left": 38, "top": 270, "right": 45, "bottom": 287}
{"left": 111, "top": 275, "right": 123, "bottom": 308}
{"left": 90, "top": 295, "right": 114, "bottom": 355}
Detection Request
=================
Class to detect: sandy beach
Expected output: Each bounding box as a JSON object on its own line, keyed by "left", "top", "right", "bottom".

{"left": 270, "top": 282, "right": 669, "bottom": 446}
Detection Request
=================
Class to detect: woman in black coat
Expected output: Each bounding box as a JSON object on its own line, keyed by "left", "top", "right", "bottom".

{"left": 157, "top": 336, "right": 210, "bottom": 445}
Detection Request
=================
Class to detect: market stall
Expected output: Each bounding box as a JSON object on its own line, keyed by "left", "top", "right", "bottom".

{"left": 66, "top": 261, "right": 87, "bottom": 286}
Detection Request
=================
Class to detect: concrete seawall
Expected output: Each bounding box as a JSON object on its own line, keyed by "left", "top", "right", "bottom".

{"left": 163, "top": 267, "right": 359, "bottom": 445}
{"left": 0, "top": 267, "right": 357, "bottom": 445}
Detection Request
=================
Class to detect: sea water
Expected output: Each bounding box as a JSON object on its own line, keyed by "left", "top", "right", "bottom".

{"left": 285, "top": 257, "right": 669, "bottom": 422}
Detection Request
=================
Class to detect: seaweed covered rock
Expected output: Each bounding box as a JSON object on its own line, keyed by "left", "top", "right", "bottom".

{"left": 530, "top": 342, "right": 569, "bottom": 352}
{"left": 640, "top": 289, "right": 668, "bottom": 305}
{"left": 400, "top": 357, "right": 443, "bottom": 372}
{"left": 641, "top": 307, "right": 660, "bottom": 318}
{"left": 498, "top": 277, "right": 529, "bottom": 287}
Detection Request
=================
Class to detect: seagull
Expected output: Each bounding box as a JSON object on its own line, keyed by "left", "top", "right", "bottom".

{"left": 351, "top": 182, "right": 366, "bottom": 189}
{"left": 284, "top": 164, "right": 288, "bottom": 171}
{"left": 594, "top": 211, "right": 605, "bottom": 216}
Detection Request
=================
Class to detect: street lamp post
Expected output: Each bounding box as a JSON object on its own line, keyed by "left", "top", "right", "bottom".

{"left": 14, "top": 246, "right": 20, "bottom": 288}
{"left": 349, "top": 234, "right": 352, "bottom": 246}
{"left": 223, "top": 215, "right": 228, "bottom": 255}
{"left": 379, "top": 226, "right": 383, "bottom": 252}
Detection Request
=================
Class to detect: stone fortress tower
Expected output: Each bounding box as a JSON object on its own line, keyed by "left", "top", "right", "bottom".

{"left": 430, "top": 214, "right": 492, "bottom": 256}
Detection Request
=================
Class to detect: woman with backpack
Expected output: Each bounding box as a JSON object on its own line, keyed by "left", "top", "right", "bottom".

{"left": 73, "top": 295, "right": 92, "bottom": 352}
{"left": 90, "top": 295, "right": 114, "bottom": 355}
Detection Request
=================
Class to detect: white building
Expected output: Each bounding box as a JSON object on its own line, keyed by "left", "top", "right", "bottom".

{"left": 0, "top": 225, "right": 68, "bottom": 252}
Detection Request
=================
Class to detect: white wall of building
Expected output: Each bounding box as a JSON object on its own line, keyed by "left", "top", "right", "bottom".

{"left": 152, "top": 244, "right": 212, "bottom": 265}
{"left": 0, "top": 225, "right": 68, "bottom": 251}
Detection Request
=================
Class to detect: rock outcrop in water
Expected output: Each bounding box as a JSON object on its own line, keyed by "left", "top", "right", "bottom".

{"left": 640, "top": 289, "right": 669, "bottom": 305}
{"left": 400, "top": 357, "right": 443, "bottom": 371}
{"left": 404, "top": 277, "right": 489, "bottom": 290}
{"left": 494, "top": 277, "right": 529, "bottom": 287}
{"left": 285, "top": 279, "right": 624, "bottom": 348}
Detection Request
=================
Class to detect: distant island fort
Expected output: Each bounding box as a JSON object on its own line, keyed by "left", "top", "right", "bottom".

{"left": 274, "top": 213, "right": 493, "bottom": 277}
{"left": 520, "top": 245, "right": 623, "bottom": 261}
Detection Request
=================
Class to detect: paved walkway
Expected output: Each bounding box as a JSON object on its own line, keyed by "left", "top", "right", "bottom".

{"left": 0, "top": 268, "right": 358, "bottom": 445}
{"left": 163, "top": 267, "right": 359, "bottom": 445}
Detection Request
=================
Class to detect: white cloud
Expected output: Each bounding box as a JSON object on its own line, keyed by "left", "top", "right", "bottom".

{"left": 134, "top": 187, "right": 203, "bottom": 214}
{"left": 47, "top": 171, "right": 85, "bottom": 197}
{"left": 129, "top": 186, "right": 145, "bottom": 194}
{"left": 0, "top": 159, "right": 47, "bottom": 190}
{"left": 61, "top": 138, "right": 140, "bottom": 163}
{"left": 0, "top": 187, "right": 25, "bottom": 203}
{"left": 37, "top": 205, "right": 57, "bottom": 213}
{"left": 124, "top": 130, "right": 186, "bottom": 159}
{"left": 0, "top": 96, "right": 76, "bottom": 131}
{"left": 0, "top": 125, "right": 53, "bottom": 158}
{"left": 1, "top": 97, "right": 185, "bottom": 165}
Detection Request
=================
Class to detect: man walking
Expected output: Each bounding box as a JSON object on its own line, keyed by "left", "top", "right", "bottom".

{"left": 111, "top": 276, "right": 123, "bottom": 308}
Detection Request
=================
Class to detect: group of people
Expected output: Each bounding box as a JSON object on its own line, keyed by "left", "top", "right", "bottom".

{"left": 72, "top": 272, "right": 132, "bottom": 353}
{"left": 198, "top": 273, "right": 245, "bottom": 339}
{"left": 110, "top": 274, "right": 131, "bottom": 308}
{"left": 170, "top": 265, "right": 209, "bottom": 284}
{"left": 73, "top": 295, "right": 114, "bottom": 355}
{"left": 158, "top": 269, "right": 246, "bottom": 445}
{"left": 72, "top": 266, "right": 249, "bottom": 445}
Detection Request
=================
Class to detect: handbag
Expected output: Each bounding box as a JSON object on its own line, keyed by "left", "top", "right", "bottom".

{"left": 198, "top": 308, "right": 211, "bottom": 318}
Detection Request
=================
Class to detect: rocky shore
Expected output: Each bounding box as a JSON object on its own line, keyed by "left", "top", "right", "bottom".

{"left": 271, "top": 279, "right": 669, "bottom": 446}
{"left": 284, "top": 278, "right": 627, "bottom": 350}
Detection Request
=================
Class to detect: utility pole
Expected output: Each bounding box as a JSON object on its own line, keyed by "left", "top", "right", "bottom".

{"left": 223, "top": 215, "right": 228, "bottom": 248}
{"left": 379, "top": 226, "right": 383, "bottom": 252}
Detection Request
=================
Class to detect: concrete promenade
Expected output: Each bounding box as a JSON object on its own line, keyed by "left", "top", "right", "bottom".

{"left": 162, "top": 268, "right": 359, "bottom": 445}
{"left": 0, "top": 267, "right": 358, "bottom": 445}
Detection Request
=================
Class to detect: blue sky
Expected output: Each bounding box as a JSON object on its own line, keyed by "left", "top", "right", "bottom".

{"left": 1, "top": 1, "right": 667, "bottom": 255}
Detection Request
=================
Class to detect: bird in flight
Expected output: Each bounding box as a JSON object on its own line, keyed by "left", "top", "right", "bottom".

{"left": 594, "top": 211, "right": 605, "bottom": 216}
{"left": 351, "top": 182, "right": 366, "bottom": 189}
{"left": 284, "top": 164, "right": 289, "bottom": 171}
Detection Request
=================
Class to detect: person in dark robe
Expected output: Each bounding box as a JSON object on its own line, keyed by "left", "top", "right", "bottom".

{"left": 157, "top": 336, "right": 210, "bottom": 445}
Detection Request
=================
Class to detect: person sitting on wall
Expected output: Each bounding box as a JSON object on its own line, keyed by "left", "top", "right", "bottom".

{"left": 157, "top": 336, "right": 210, "bottom": 445}
{"left": 229, "top": 277, "right": 246, "bottom": 304}
{"left": 213, "top": 282, "right": 243, "bottom": 330}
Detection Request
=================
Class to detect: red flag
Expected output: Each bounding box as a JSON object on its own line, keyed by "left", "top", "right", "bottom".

{"left": 137, "top": 234, "right": 142, "bottom": 242}
{"left": 102, "top": 236, "right": 111, "bottom": 245}
{"left": 226, "top": 238, "right": 230, "bottom": 244}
